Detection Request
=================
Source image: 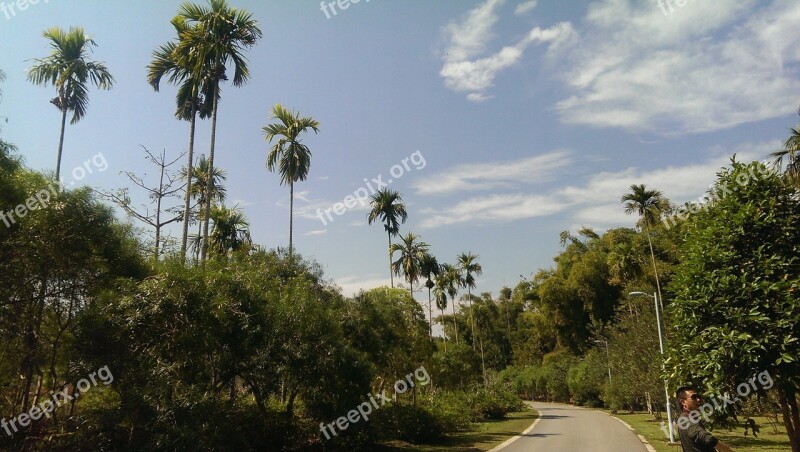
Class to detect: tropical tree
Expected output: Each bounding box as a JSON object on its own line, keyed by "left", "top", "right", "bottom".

{"left": 419, "top": 252, "right": 440, "bottom": 338}
{"left": 433, "top": 285, "right": 448, "bottom": 352}
{"left": 207, "top": 204, "right": 252, "bottom": 257}
{"left": 389, "top": 232, "right": 429, "bottom": 299}
{"left": 172, "top": 0, "right": 262, "bottom": 261}
{"left": 770, "top": 107, "right": 800, "bottom": 188}
{"left": 621, "top": 184, "right": 668, "bottom": 309}
{"left": 27, "top": 27, "right": 114, "bottom": 181}
{"left": 264, "top": 104, "right": 320, "bottom": 258}
{"left": 439, "top": 263, "right": 462, "bottom": 346}
{"left": 147, "top": 16, "right": 215, "bottom": 263}
{"left": 183, "top": 154, "right": 226, "bottom": 261}
{"left": 457, "top": 252, "right": 482, "bottom": 350}
{"left": 367, "top": 188, "right": 408, "bottom": 287}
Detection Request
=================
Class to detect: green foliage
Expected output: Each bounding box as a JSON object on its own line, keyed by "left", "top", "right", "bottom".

{"left": 667, "top": 159, "right": 800, "bottom": 445}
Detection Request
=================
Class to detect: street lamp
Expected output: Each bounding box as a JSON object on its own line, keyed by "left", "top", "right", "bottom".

{"left": 630, "top": 291, "right": 675, "bottom": 444}
{"left": 594, "top": 339, "right": 612, "bottom": 385}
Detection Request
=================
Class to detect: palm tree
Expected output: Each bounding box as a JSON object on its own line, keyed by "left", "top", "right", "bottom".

{"left": 264, "top": 104, "right": 320, "bottom": 258}
{"left": 367, "top": 188, "right": 408, "bottom": 287}
{"left": 621, "top": 184, "right": 669, "bottom": 309}
{"left": 439, "top": 263, "right": 462, "bottom": 346}
{"left": 389, "top": 232, "right": 429, "bottom": 299}
{"left": 457, "top": 252, "right": 482, "bottom": 350}
{"left": 207, "top": 204, "right": 252, "bottom": 256}
{"left": 183, "top": 155, "right": 227, "bottom": 262}
{"left": 173, "top": 0, "right": 262, "bottom": 261}
{"left": 27, "top": 27, "right": 114, "bottom": 181}
{"left": 419, "top": 253, "right": 440, "bottom": 339}
{"left": 147, "top": 17, "right": 215, "bottom": 263}
{"left": 771, "top": 108, "right": 800, "bottom": 188}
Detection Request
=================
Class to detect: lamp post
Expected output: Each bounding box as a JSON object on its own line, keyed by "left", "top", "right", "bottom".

{"left": 594, "top": 339, "right": 611, "bottom": 385}
{"left": 630, "top": 291, "right": 675, "bottom": 444}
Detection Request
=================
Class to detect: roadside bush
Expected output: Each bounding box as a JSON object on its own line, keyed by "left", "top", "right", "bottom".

{"left": 372, "top": 403, "right": 445, "bottom": 443}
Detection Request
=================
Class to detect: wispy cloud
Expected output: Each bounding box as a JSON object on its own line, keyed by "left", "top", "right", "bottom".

{"left": 552, "top": 0, "right": 800, "bottom": 134}
{"left": 334, "top": 275, "right": 391, "bottom": 297}
{"left": 304, "top": 229, "right": 327, "bottom": 236}
{"left": 418, "top": 141, "right": 776, "bottom": 230}
{"left": 415, "top": 150, "right": 571, "bottom": 195}
{"left": 439, "top": 0, "right": 576, "bottom": 102}
{"left": 514, "top": 0, "right": 538, "bottom": 16}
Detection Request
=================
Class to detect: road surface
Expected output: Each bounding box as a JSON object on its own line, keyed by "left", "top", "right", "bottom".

{"left": 494, "top": 401, "right": 649, "bottom": 452}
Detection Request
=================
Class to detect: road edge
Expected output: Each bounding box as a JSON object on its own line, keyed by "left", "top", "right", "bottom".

{"left": 596, "top": 410, "right": 657, "bottom": 452}
{"left": 487, "top": 405, "right": 541, "bottom": 452}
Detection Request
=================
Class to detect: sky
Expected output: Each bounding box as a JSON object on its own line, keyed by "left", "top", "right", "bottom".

{"left": 1, "top": 0, "right": 799, "bottom": 310}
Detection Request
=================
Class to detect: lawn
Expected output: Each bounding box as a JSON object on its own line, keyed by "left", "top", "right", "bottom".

{"left": 380, "top": 410, "right": 538, "bottom": 452}
{"left": 606, "top": 411, "right": 792, "bottom": 452}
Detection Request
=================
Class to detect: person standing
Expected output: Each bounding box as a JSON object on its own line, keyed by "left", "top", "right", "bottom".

{"left": 676, "top": 386, "right": 735, "bottom": 452}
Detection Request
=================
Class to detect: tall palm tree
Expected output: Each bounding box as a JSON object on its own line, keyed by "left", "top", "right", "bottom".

{"left": 367, "top": 188, "right": 408, "bottom": 287}
{"left": 771, "top": 108, "right": 800, "bottom": 188}
{"left": 183, "top": 154, "right": 227, "bottom": 262}
{"left": 621, "top": 184, "right": 668, "bottom": 309}
{"left": 389, "top": 232, "right": 429, "bottom": 299}
{"left": 264, "top": 104, "right": 320, "bottom": 258}
{"left": 457, "top": 252, "right": 482, "bottom": 351}
{"left": 147, "top": 16, "right": 215, "bottom": 263}
{"left": 27, "top": 27, "right": 114, "bottom": 181}
{"left": 173, "top": 0, "right": 262, "bottom": 261}
{"left": 419, "top": 253, "right": 440, "bottom": 339}
{"left": 439, "top": 263, "right": 462, "bottom": 346}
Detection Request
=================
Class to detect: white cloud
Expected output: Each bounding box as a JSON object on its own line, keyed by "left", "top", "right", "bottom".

{"left": 417, "top": 142, "right": 776, "bottom": 229}
{"left": 439, "top": 0, "right": 576, "bottom": 101}
{"left": 334, "top": 275, "right": 391, "bottom": 297}
{"left": 553, "top": 0, "right": 800, "bottom": 134}
{"left": 415, "top": 150, "right": 571, "bottom": 195}
{"left": 514, "top": 0, "right": 537, "bottom": 16}
{"left": 304, "top": 229, "right": 327, "bottom": 236}
{"left": 419, "top": 193, "right": 568, "bottom": 229}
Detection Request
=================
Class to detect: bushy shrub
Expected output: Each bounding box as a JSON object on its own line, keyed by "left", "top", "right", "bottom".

{"left": 372, "top": 403, "right": 446, "bottom": 443}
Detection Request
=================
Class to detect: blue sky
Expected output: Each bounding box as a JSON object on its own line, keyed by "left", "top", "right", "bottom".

{"left": 1, "top": 0, "right": 799, "bottom": 307}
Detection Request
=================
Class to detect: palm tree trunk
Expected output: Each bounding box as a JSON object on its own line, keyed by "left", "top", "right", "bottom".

{"left": 201, "top": 81, "right": 220, "bottom": 263}
{"left": 440, "top": 307, "right": 447, "bottom": 353}
{"left": 427, "top": 287, "right": 433, "bottom": 340}
{"left": 388, "top": 232, "right": 393, "bottom": 288}
{"left": 645, "top": 226, "right": 664, "bottom": 311}
{"left": 468, "top": 288, "right": 476, "bottom": 350}
{"left": 289, "top": 180, "right": 294, "bottom": 258}
{"left": 451, "top": 296, "right": 459, "bottom": 346}
{"left": 55, "top": 106, "right": 68, "bottom": 181}
{"left": 180, "top": 102, "right": 197, "bottom": 264}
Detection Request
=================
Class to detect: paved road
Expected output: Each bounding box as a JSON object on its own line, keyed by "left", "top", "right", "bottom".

{"left": 495, "top": 402, "right": 649, "bottom": 452}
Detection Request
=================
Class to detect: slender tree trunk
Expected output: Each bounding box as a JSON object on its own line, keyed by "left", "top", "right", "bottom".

{"left": 201, "top": 80, "right": 220, "bottom": 263}
{"left": 778, "top": 386, "right": 800, "bottom": 452}
{"left": 289, "top": 180, "right": 294, "bottom": 258}
{"left": 451, "top": 296, "right": 459, "bottom": 346}
{"left": 180, "top": 103, "right": 197, "bottom": 264}
{"left": 154, "top": 150, "right": 165, "bottom": 259}
{"left": 427, "top": 287, "right": 433, "bottom": 340}
{"left": 468, "top": 288, "right": 476, "bottom": 350}
{"left": 440, "top": 307, "right": 447, "bottom": 353}
{"left": 479, "top": 333, "right": 487, "bottom": 386}
{"left": 55, "top": 106, "right": 68, "bottom": 181}
{"left": 388, "top": 232, "right": 393, "bottom": 287}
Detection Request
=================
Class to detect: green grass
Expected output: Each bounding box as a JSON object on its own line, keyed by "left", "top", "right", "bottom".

{"left": 605, "top": 411, "right": 792, "bottom": 452}
{"left": 380, "top": 410, "right": 539, "bottom": 452}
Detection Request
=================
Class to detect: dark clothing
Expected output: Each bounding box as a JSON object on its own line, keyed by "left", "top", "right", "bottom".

{"left": 678, "top": 414, "right": 719, "bottom": 452}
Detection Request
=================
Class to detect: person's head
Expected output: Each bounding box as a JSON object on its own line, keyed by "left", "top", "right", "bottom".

{"left": 676, "top": 386, "right": 702, "bottom": 413}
